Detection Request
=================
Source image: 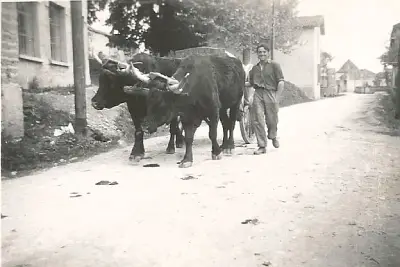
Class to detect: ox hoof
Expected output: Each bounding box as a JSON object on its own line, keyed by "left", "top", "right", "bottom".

{"left": 212, "top": 153, "right": 222, "bottom": 160}
{"left": 223, "top": 148, "right": 235, "bottom": 155}
{"left": 176, "top": 143, "right": 184, "bottom": 149}
{"left": 179, "top": 161, "right": 193, "bottom": 168}
{"left": 129, "top": 154, "right": 144, "bottom": 162}
{"left": 166, "top": 147, "right": 175, "bottom": 154}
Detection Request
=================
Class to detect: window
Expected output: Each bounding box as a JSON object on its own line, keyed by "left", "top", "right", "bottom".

{"left": 49, "top": 2, "right": 67, "bottom": 62}
{"left": 17, "top": 2, "right": 40, "bottom": 57}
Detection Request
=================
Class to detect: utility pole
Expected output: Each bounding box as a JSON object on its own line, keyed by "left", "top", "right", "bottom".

{"left": 71, "top": 0, "right": 88, "bottom": 135}
{"left": 270, "top": 0, "right": 275, "bottom": 60}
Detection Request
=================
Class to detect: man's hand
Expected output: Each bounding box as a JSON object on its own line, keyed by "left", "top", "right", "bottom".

{"left": 276, "top": 81, "right": 285, "bottom": 100}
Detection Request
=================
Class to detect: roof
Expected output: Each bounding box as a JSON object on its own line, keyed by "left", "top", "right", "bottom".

{"left": 337, "top": 59, "right": 359, "bottom": 73}
{"left": 88, "top": 26, "right": 111, "bottom": 37}
{"left": 359, "top": 69, "right": 376, "bottom": 79}
{"left": 296, "top": 15, "right": 325, "bottom": 35}
{"left": 376, "top": 72, "right": 386, "bottom": 79}
{"left": 337, "top": 59, "right": 362, "bottom": 80}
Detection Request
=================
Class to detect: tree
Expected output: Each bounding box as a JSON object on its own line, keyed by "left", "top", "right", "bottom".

{"left": 87, "top": 0, "right": 108, "bottom": 25}
{"left": 378, "top": 46, "right": 393, "bottom": 87}
{"left": 186, "top": 0, "right": 301, "bottom": 52}
{"left": 95, "top": 0, "right": 209, "bottom": 56}
{"left": 379, "top": 46, "right": 390, "bottom": 68}
{"left": 87, "top": 0, "right": 301, "bottom": 55}
{"left": 320, "top": 51, "right": 333, "bottom": 68}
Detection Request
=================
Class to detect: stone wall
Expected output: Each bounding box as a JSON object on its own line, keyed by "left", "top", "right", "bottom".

{"left": 173, "top": 47, "right": 228, "bottom": 58}
{"left": 1, "top": 2, "right": 24, "bottom": 138}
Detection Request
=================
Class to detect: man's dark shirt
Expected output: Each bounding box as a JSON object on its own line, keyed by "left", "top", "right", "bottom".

{"left": 249, "top": 60, "right": 284, "bottom": 103}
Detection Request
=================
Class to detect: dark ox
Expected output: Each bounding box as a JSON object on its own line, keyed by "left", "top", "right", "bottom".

{"left": 130, "top": 54, "right": 245, "bottom": 168}
{"left": 91, "top": 53, "right": 184, "bottom": 161}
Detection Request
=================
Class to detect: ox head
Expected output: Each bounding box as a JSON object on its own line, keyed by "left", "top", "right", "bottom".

{"left": 126, "top": 57, "right": 194, "bottom": 133}
{"left": 91, "top": 53, "right": 156, "bottom": 110}
{"left": 91, "top": 68, "right": 128, "bottom": 110}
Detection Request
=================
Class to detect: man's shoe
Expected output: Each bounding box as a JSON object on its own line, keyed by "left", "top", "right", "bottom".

{"left": 272, "top": 138, "right": 280, "bottom": 148}
{"left": 253, "top": 147, "right": 266, "bottom": 155}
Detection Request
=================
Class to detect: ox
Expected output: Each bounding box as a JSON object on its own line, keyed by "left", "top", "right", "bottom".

{"left": 127, "top": 54, "right": 245, "bottom": 168}
{"left": 91, "top": 53, "right": 184, "bottom": 161}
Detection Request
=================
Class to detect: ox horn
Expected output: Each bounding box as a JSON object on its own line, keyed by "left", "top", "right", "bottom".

{"left": 131, "top": 61, "right": 143, "bottom": 66}
{"left": 128, "top": 62, "right": 151, "bottom": 84}
{"left": 94, "top": 53, "right": 103, "bottom": 65}
{"left": 168, "top": 73, "right": 190, "bottom": 94}
{"left": 148, "top": 72, "right": 180, "bottom": 85}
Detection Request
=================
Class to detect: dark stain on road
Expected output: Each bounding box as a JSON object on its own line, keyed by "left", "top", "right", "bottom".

{"left": 70, "top": 192, "right": 82, "bottom": 198}
{"left": 95, "top": 180, "right": 119, "bottom": 185}
{"left": 143, "top": 163, "right": 160, "bottom": 167}
{"left": 241, "top": 218, "right": 260, "bottom": 225}
{"left": 181, "top": 175, "right": 198, "bottom": 180}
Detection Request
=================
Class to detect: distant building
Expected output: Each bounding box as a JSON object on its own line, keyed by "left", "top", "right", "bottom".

{"left": 217, "top": 15, "right": 326, "bottom": 100}
{"left": 359, "top": 69, "right": 376, "bottom": 86}
{"left": 88, "top": 25, "right": 112, "bottom": 59}
{"left": 88, "top": 25, "right": 139, "bottom": 62}
{"left": 335, "top": 60, "right": 375, "bottom": 92}
{"left": 274, "top": 15, "right": 325, "bottom": 100}
{"left": 336, "top": 60, "right": 362, "bottom": 92}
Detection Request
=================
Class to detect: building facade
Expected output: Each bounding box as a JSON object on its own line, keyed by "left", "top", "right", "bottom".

{"left": 1, "top": 1, "right": 90, "bottom": 138}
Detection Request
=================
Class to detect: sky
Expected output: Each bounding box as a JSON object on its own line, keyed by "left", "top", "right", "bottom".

{"left": 297, "top": 0, "right": 400, "bottom": 73}
{"left": 92, "top": 0, "right": 400, "bottom": 73}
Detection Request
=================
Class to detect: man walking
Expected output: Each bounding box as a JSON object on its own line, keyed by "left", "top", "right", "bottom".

{"left": 246, "top": 43, "right": 285, "bottom": 155}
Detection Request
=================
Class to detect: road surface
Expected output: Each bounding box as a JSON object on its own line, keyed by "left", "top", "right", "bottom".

{"left": 2, "top": 92, "right": 400, "bottom": 267}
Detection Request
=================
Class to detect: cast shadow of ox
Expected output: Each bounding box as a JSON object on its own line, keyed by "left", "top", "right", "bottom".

{"left": 90, "top": 53, "right": 185, "bottom": 162}
{"left": 125, "top": 54, "right": 245, "bottom": 168}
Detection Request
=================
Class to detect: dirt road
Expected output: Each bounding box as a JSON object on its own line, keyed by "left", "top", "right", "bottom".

{"left": 2, "top": 92, "right": 400, "bottom": 267}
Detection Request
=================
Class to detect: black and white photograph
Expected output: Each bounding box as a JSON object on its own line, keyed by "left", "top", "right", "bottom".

{"left": 1, "top": 0, "right": 400, "bottom": 266}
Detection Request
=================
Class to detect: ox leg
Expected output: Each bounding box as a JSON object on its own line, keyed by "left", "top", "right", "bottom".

{"left": 219, "top": 109, "right": 230, "bottom": 154}
{"left": 209, "top": 116, "right": 222, "bottom": 160}
{"left": 129, "top": 116, "right": 145, "bottom": 162}
{"left": 166, "top": 117, "right": 184, "bottom": 154}
{"left": 166, "top": 119, "right": 177, "bottom": 154}
{"left": 178, "top": 121, "right": 198, "bottom": 168}
{"left": 227, "top": 105, "right": 238, "bottom": 152}
{"left": 179, "top": 117, "right": 202, "bottom": 168}
{"left": 175, "top": 119, "right": 184, "bottom": 148}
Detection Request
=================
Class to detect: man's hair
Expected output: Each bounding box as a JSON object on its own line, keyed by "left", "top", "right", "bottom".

{"left": 256, "top": 43, "right": 270, "bottom": 52}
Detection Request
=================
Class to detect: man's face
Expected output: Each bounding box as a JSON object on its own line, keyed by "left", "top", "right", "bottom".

{"left": 257, "top": 47, "right": 269, "bottom": 62}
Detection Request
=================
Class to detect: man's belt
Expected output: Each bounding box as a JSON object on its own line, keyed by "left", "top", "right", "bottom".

{"left": 254, "top": 85, "right": 266, "bottom": 90}
{"left": 254, "top": 85, "right": 278, "bottom": 91}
